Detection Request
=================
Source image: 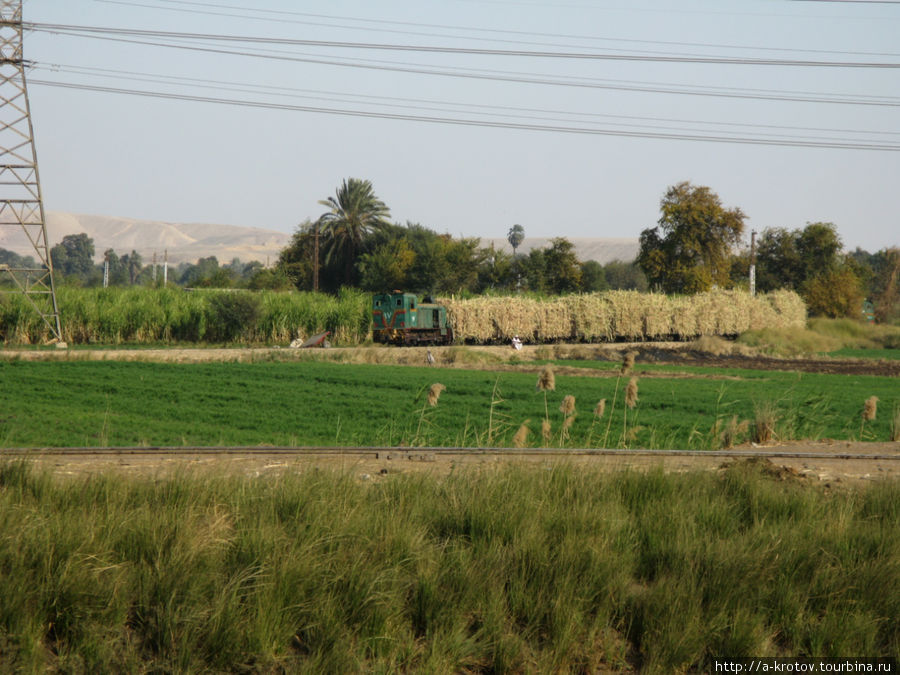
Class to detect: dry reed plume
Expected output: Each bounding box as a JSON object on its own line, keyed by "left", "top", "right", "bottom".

{"left": 559, "top": 395, "right": 576, "bottom": 417}
{"left": 512, "top": 420, "right": 530, "bottom": 448}
{"left": 541, "top": 419, "right": 552, "bottom": 443}
{"left": 594, "top": 399, "right": 606, "bottom": 419}
{"left": 427, "top": 383, "right": 446, "bottom": 407}
{"left": 625, "top": 378, "right": 639, "bottom": 409}
{"left": 862, "top": 396, "right": 878, "bottom": 421}
{"left": 621, "top": 351, "right": 636, "bottom": 375}
{"left": 536, "top": 366, "right": 556, "bottom": 392}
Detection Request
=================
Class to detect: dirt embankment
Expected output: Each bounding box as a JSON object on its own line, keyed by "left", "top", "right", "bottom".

{"left": 2, "top": 342, "right": 898, "bottom": 377}
{"left": 633, "top": 348, "right": 900, "bottom": 377}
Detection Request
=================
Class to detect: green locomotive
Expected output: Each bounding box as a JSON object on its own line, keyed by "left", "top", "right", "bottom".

{"left": 372, "top": 292, "right": 453, "bottom": 345}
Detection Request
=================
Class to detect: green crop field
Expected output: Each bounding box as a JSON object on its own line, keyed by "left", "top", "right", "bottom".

{"left": 2, "top": 355, "right": 898, "bottom": 672}
{"left": 0, "top": 460, "right": 897, "bottom": 672}
{"left": 1, "top": 358, "right": 897, "bottom": 448}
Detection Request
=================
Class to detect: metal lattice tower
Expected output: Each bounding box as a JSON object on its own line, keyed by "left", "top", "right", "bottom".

{"left": 0, "top": 0, "right": 61, "bottom": 342}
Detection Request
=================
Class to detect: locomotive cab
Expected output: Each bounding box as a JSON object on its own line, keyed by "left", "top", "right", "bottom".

{"left": 372, "top": 292, "right": 452, "bottom": 345}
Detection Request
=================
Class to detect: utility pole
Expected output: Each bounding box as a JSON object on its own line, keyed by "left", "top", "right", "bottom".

{"left": 163, "top": 249, "right": 168, "bottom": 285}
{"left": 0, "top": 0, "right": 62, "bottom": 343}
{"left": 103, "top": 251, "right": 109, "bottom": 288}
{"left": 749, "top": 230, "right": 757, "bottom": 297}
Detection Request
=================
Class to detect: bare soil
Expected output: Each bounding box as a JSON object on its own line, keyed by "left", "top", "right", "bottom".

{"left": 17, "top": 440, "right": 900, "bottom": 486}
{"left": 3, "top": 342, "right": 898, "bottom": 376}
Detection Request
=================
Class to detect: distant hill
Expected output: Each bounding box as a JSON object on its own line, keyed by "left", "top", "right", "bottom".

{"left": 0, "top": 213, "right": 639, "bottom": 266}
{"left": 479, "top": 237, "right": 640, "bottom": 265}
{"left": 0, "top": 212, "right": 293, "bottom": 265}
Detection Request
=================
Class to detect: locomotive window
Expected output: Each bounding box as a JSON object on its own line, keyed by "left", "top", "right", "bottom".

{"left": 396, "top": 298, "right": 402, "bottom": 307}
{"left": 411, "top": 299, "right": 416, "bottom": 309}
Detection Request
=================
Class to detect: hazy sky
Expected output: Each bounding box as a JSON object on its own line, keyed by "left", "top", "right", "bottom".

{"left": 21, "top": 0, "right": 900, "bottom": 252}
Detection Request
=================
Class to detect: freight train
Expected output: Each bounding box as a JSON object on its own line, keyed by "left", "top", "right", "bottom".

{"left": 372, "top": 292, "right": 453, "bottom": 345}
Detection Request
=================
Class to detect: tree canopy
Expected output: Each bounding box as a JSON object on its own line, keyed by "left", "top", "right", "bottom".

{"left": 317, "top": 178, "right": 391, "bottom": 286}
{"left": 507, "top": 224, "right": 525, "bottom": 255}
{"left": 50, "top": 233, "right": 95, "bottom": 279}
{"left": 638, "top": 182, "right": 745, "bottom": 293}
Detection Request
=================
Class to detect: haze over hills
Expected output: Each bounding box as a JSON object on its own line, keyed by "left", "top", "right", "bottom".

{"left": 0, "top": 213, "right": 639, "bottom": 266}
{"left": 480, "top": 238, "right": 639, "bottom": 265}
{"left": 0, "top": 212, "right": 292, "bottom": 266}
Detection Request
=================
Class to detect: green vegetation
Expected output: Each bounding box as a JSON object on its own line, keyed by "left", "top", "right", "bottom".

{"left": 0, "top": 461, "right": 896, "bottom": 673}
{"left": 737, "top": 318, "right": 900, "bottom": 357}
{"left": 0, "top": 359, "right": 897, "bottom": 449}
{"left": 638, "top": 181, "right": 745, "bottom": 294}
{"left": 0, "top": 287, "right": 369, "bottom": 346}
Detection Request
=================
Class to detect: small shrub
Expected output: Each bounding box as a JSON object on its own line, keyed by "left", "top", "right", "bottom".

{"left": 204, "top": 292, "right": 261, "bottom": 343}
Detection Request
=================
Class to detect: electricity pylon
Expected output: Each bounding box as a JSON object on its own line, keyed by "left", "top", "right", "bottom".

{"left": 0, "top": 0, "right": 62, "bottom": 343}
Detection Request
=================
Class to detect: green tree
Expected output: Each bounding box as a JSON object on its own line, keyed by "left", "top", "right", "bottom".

{"left": 579, "top": 260, "right": 608, "bottom": 292}
{"left": 507, "top": 224, "right": 525, "bottom": 256}
{"left": 50, "top": 233, "right": 95, "bottom": 279}
{"left": 517, "top": 248, "right": 548, "bottom": 293}
{"left": 317, "top": 178, "right": 391, "bottom": 286}
{"left": 357, "top": 239, "right": 416, "bottom": 292}
{"left": 602, "top": 260, "right": 648, "bottom": 291}
{"left": 637, "top": 182, "right": 745, "bottom": 293}
{"left": 477, "top": 245, "right": 513, "bottom": 292}
{"left": 755, "top": 228, "right": 803, "bottom": 291}
{"left": 756, "top": 222, "right": 844, "bottom": 293}
{"left": 103, "top": 249, "right": 128, "bottom": 286}
{"left": 543, "top": 238, "right": 582, "bottom": 294}
{"left": 868, "top": 247, "right": 900, "bottom": 323}
{"left": 122, "top": 250, "right": 144, "bottom": 285}
{"left": 179, "top": 256, "right": 220, "bottom": 287}
{"left": 247, "top": 265, "right": 294, "bottom": 291}
{"left": 0, "top": 248, "right": 36, "bottom": 270}
{"left": 803, "top": 267, "right": 864, "bottom": 318}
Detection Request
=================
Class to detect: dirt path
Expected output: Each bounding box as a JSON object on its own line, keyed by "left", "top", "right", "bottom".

{"left": 3, "top": 342, "right": 898, "bottom": 376}
{"left": 13, "top": 441, "right": 899, "bottom": 485}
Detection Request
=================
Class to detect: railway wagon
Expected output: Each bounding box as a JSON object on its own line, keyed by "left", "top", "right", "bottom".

{"left": 372, "top": 292, "right": 453, "bottom": 345}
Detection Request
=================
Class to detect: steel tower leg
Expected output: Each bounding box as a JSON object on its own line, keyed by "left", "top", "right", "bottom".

{"left": 0, "top": 0, "right": 62, "bottom": 344}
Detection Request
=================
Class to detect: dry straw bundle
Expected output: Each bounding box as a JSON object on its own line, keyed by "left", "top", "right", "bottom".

{"left": 440, "top": 290, "right": 805, "bottom": 343}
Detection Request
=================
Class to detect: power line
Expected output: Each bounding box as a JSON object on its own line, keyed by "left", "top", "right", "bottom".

{"left": 29, "top": 79, "right": 900, "bottom": 151}
{"left": 32, "top": 31, "right": 900, "bottom": 108}
{"left": 27, "top": 22, "right": 900, "bottom": 67}
{"left": 91, "top": 0, "right": 900, "bottom": 58}
{"left": 37, "top": 63, "right": 900, "bottom": 141}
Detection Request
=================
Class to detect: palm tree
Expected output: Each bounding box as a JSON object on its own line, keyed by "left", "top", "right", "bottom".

{"left": 507, "top": 223, "right": 525, "bottom": 256}
{"left": 317, "top": 178, "right": 391, "bottom": 286}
